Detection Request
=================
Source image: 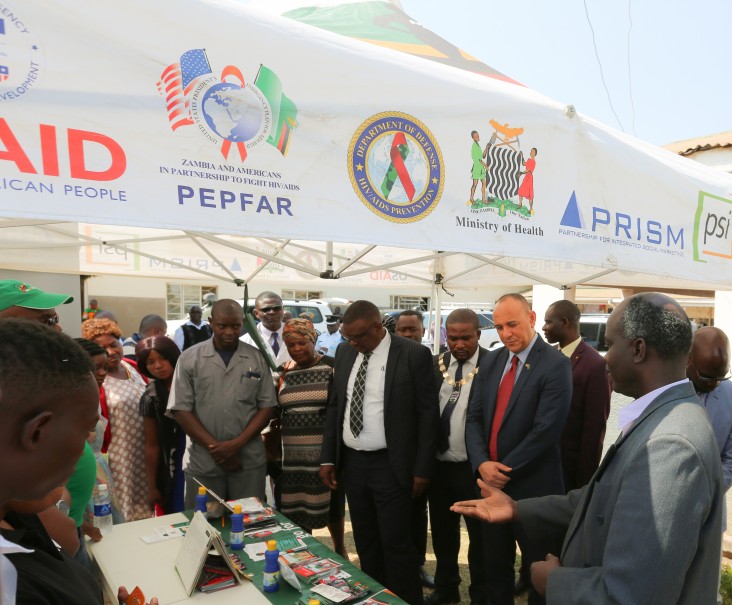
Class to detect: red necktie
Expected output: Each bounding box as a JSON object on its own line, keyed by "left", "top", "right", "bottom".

{"left": 489, "top": 355, "right": 519, "bottom": 461}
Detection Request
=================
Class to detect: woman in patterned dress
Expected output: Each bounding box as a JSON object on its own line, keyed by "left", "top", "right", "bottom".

{"left": 278, "top": 318, "right": 346, "bottom": 556}
{"left": 81, "top": 319, "right": 151, "bottom": 522}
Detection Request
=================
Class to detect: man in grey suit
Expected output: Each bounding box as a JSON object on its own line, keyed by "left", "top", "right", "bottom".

{"left": 320, "top": 300, "right": 439, "bottom": 605}
{"left": 454, "top": 292, "right": 723, "bottom": 604}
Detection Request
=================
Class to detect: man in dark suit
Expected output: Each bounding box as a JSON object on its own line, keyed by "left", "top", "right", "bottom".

{"left": 320, "top": 300, "right": 439, "bottom": 605}
{"left": 465, "top": 293, "right": 571, "bottom": 605}
{"left": 542, "top": 300, "right": 611, "bottom": 491}
{"left": 454, "top": 293, "right": 722, "bottom": 604}
{"left": 426, "top": 309, "right": 487, "bottom": 605}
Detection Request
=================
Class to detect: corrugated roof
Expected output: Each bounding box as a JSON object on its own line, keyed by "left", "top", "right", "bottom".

{"left": 664, "top": 131, "right": 732, "bottom": 156}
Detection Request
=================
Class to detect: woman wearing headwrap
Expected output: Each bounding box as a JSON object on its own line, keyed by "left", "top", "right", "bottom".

{"left": 278, "top": 319, "right": 346, "bottom": 555}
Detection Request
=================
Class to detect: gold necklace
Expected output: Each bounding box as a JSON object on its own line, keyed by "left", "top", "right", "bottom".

{"left": 438, "top": 353, "right": 479, "bottom": 386}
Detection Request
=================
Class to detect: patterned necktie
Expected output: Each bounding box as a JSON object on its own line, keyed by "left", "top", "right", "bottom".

{"left": 349, "top": 352, "right": 372, "bottom": 438}
{"left": 489, "top": 355, "right": 519, "bottom": 461}
{"left": 438, "top": 361, "right": 464, "bottom": 454}
{"left": 270, "top": 331, "right": 280, "bottom": 356}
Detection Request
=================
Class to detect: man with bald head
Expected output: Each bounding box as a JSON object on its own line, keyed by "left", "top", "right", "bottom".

{"left": 455, "top": 293, "right": 723, "bottom": 604}
{"left": 688, "top": 327, "right": 732, "bottom": 488}
{"left": 169, "top": 299, "right": 277, "bottom": 505}
{"left": 465, "top": 293, "right": 571, "bottom": 605}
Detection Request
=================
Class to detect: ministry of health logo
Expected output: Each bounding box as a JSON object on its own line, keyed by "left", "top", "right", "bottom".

{"left": 157, "top": 49, "right": 297, "bottom": 161}
{"left": 347, "top": 112, "right": 444, "bottom": 223}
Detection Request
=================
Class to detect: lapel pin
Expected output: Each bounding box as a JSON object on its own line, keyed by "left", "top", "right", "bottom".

{"left": 524, "top": 363, "right": 531, "bottom": 370}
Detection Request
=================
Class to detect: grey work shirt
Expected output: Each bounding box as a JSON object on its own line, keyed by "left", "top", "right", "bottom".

{"left": 168, "top": 339, "right": 277, "bottom": 477}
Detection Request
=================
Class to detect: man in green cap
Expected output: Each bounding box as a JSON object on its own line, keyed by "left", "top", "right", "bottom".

{"left": 0, "top": 279, "right": 74, "bottom": 330}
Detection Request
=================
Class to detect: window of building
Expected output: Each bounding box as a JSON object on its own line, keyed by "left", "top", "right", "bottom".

{"left": 166, "top": 284, "right": 217, "bottom": 320}
{"left": 389, "top": 295, "right": 429, "bottom": 310}
{"left": 281, "top": 289, "right": 323, "bottom": 301}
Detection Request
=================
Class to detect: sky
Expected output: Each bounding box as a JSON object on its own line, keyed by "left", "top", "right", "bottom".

{"left": 400, "top": 0, "right": 730, "bottom": 147}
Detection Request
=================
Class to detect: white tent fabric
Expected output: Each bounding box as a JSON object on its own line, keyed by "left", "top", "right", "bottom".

{"left": 0, "top": 0, "right": 730, "bottom": 290}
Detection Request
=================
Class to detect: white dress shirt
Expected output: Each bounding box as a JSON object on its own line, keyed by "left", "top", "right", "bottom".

{"left": 618, "top": 378, "right": 690, "bottom": 435}
{"left": 241, "top": 323, "right": 292, "bottom": 366}
{"left": 343, "top": 331, "right": 390, "bottom": 450}
{"left": 1, "top": 535, "right": 33, "bottom": 605}
{"left": 174, "top": 320, "right": 210, "bottom": 350}
{"left": 437, "top": 348, "right": 480, "bottom": 462}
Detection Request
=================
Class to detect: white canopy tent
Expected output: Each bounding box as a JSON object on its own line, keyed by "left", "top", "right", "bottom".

{"left": 1, "top": 0, "right": 730, "bottom": 308}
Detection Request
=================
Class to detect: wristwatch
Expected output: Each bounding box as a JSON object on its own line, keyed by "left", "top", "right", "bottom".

{"left": 55, "top": 499, "right": 70, "bottom": 516}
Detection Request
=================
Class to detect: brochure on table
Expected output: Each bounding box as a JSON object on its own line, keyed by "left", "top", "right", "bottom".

{"left": 174, "top": 511, "right": 241, "bottom": 596}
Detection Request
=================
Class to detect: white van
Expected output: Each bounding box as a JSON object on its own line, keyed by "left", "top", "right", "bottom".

{"left": 579, "top": 314, "right": 610, "bottom": 352}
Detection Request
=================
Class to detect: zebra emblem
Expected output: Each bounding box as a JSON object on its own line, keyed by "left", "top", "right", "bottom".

{"left": 469, "top": 119, "right": 538, "bottom": 218}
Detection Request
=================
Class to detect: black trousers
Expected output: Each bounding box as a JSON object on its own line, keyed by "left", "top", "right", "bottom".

{"left": 428, "top": 460, "right": 486, "bottom": 602}
{"left": 411, "top": 489, "right": 428, "bottom": 566}
{"left": 482, "top": 519, "right": 547, "bottom": 605}
{"left": 342, "top": 448, "right": 422, "bottom": 605}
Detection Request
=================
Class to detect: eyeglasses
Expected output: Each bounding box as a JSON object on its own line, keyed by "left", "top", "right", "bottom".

{"left": 259, "top": 306, "right": 283, "bottom": 314}
{"left": 44, "top": 314, "right": 60, "bottom": 326}
{"left": 691, "top": 361, "right": 731, "bottom": 384}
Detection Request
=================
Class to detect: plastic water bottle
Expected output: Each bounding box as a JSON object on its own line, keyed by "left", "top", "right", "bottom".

{"left": 93, "top": 484, "right": 113, "bottom": 535}
{"left": 262, "top": 539, "right": 280, "bottom": 592}
{"left": 229, "top": 504, "right": 244, "bottom": 550}
{"left": 195, "top": 486, "right": 208, "bottom": 519}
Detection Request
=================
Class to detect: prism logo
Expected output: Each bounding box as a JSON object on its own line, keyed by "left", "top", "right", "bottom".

{"left": 560, "top": 191, "right": 585, "bottom": 228}
{"left": 693, "top": 192, "right": 732, "bottom": 263}
{"left": 560, "top": 191, "right": 684, "bottom": 249}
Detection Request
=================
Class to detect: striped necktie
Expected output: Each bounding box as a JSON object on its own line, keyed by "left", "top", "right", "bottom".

{"left": 350, "top": 352, "right": 372, "bottom": 438}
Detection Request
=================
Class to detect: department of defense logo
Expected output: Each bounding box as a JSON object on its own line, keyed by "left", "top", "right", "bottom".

{"left": 157, "top": 49, "right": 298, "bottom": 161}
{"left": 348, "top": 112, "right": 444, "bottom": 223}
{"left": 0, "top": 4, "right": 44, "bottom": 103}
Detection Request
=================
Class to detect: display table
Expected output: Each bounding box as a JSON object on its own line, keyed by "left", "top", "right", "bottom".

{"left": 89, "top": 513, "right": 269, "bottom": 605}
{"left": 89, "top": 511, "right": 404, "bottom": 605}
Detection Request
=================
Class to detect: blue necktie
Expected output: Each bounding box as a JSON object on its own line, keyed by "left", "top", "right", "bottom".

{"left": 271, "top": 332, "right": 280, "bottom": 356}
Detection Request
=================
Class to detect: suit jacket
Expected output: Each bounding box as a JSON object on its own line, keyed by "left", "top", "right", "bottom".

{"left": 465, "top": 335, "right": 572, "bottom": 500}
{"left": 703, "top": 379, "right": 732, "bottom": 491}
{"left": 519, "top": 382, "right": 723, "bottom": 605}
{"left": 560, "top": 340, "right": 611, "bottom": 491}
{"left": 321, "top": 334, "right": 440, "bottom": 489}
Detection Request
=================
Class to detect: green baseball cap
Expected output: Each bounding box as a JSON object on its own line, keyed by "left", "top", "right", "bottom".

{"left": 0, "top": 280, "right": 74, "bottom": 312}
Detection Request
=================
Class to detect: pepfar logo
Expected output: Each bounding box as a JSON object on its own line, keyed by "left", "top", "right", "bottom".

{"left": 157, "top": 49, "right": 297, "bottom": 162}
{"left": 693, "top": 192, "right": 731, "bottom": 263}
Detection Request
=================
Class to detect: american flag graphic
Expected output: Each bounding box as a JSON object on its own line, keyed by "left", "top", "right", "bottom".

{"left": 157, "top": 49, "right": 212, "bottom": 131}
{"left": 0, "top": 65, "right": 8, "bottom": 83}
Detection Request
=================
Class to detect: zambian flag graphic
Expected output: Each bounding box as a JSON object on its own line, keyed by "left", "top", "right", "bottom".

{"left": 254, "top": 65, "right": 298, "bottom": 156}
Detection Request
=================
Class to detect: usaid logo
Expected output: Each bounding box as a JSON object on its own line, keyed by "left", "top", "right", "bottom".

{"left": 693, "top": 192, "right": 731, "bottom": 263}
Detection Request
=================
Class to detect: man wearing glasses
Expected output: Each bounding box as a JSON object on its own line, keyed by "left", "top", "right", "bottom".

{"left": 687, "top": 327, "right": 732, "bottom": 576}
{"left": 0, "top": 280, "right": 73, "bottom": 330}
{"left": 320, "top": 300, "right": 439, "bottom": 605}
{"left": 241, "top": 291, "right": 291, "bottom": 365}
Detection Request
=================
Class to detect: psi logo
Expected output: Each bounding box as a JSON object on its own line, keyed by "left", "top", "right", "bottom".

{"left": 347, "top": 112, "right": 444, "bottom": 223}
{"left": 693, "top": 191, "right": 731, "bottom": 263}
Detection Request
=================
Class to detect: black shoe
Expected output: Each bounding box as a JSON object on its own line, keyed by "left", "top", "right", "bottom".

{"left": 514, "top": 574, "right": 530, "bottom": 596}
{"left": 420, "top": 566, "right": 436, "bottom": 589}
{"left": 424, "top": 588, "right": 460, "bottom": 605}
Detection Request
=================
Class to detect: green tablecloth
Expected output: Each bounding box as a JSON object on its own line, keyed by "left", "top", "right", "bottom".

{"left": 187, "top": 510, "right": 406, "bottom": 605}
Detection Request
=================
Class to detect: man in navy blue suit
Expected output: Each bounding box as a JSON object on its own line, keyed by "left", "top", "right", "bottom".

{"left": 465, "top": 293, "right": 571, "bottom": 605}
